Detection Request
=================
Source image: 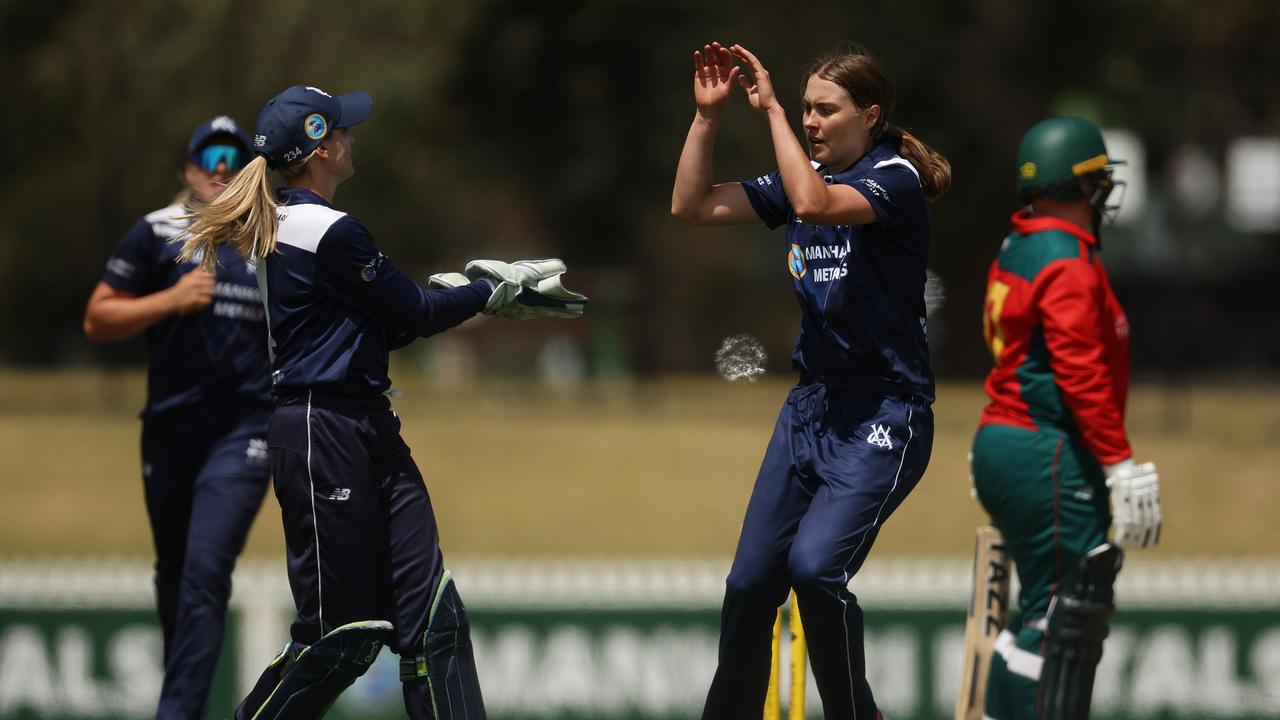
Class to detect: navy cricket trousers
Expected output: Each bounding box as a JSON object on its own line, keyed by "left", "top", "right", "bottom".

{"left": 141, "top": 404, "right": 271, "bottom": 720}
{"left": 703, "top": 382, "right": 933, "bottom": 720}
{"left": 268, "top": 391, "right": 449, "bottom": 714}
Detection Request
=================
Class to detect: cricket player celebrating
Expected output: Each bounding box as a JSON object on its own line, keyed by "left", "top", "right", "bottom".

{"left": 83, "top": 116, "right": 270, "bottom": 720}
{"left": 672, "top": 42, "right": 950, "bottom": 719}
{"left": 972, "top": 117, "right": 1162, "bottom": 719}
{"left": 179, "top": 85, "right": 583, "bottom": 720}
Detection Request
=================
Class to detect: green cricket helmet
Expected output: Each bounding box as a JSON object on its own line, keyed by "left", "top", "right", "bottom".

{"left": 1016, "top": 117, "right": 1125, "bottom": 208}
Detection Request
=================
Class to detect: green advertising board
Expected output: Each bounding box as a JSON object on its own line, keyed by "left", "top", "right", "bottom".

{"left": 2, "top": 558, "right": 1278, "bottom": 719}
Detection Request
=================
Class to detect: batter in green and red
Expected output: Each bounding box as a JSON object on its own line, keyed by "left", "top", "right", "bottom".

{"left": 972, "top": 117, "right": 1163, "bottom": 720}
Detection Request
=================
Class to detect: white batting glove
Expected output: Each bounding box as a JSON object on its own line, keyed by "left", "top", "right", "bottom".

{"left": 1106, "top": 459, "right": 1162, "bottom": 550}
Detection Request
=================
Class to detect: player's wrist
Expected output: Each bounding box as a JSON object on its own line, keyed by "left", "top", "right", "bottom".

{"left": 1103, "top": 458, "right": 1135, "bottom": 479}
{"left": 694, "top": 108, "right": 723, "bottom": 125}
{"left": 158, "top": 286, "right": 183, "bottom": 316}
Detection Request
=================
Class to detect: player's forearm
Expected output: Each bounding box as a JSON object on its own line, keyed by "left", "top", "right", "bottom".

{"left": 766, "top": 106, "right": 826, "bottom": 218}
{"left": 83, "top": 290, "right": 177, "bottom": 341}
{"left": 671, "top": 113, "right": 722, "bottom": 222}
{"left": 1052, "top": 367, "right": 1132, "bottom": 464}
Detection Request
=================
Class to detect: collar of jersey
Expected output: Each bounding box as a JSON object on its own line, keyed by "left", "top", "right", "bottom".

{"left": 276, "top": 187, "right": 332, "bottom": 207}
{"left": 817, "top": 137, "right": 899, "bottom": 180}
{"left": 1010, "top": 210, "right": 1097, "bottom": 246}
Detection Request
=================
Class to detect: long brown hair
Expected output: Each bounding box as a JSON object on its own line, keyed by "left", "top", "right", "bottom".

{"left": 804, "top": 46, "right": 951, "bottom": 200}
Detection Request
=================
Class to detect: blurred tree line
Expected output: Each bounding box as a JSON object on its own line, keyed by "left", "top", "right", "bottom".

{"left": 2, "top": 0, "right": 1277, "bottom": 376}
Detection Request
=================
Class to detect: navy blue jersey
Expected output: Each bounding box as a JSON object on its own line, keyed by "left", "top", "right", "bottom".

{"left": 741, "top": 138, "right": 935, "bottom": 401}
{"left": 259, "top": 188, "right": 489, "bottom": 396}
{"left": 101, "top": 204, "right": 272, "bottom": 417}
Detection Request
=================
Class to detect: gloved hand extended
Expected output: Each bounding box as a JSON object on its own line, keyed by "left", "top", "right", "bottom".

{"left": 427, "top": 259, "right": 587, "bottom": 320}
{"left": 1105, "top": 459, "right": 1162, "bottom": 550}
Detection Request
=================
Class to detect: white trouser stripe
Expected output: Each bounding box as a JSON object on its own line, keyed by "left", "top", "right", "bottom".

{"left": 994, "top": 628, "right": 1043, "bottom": 680}
{"left": 306, "top": 389, "right": 324, "bottom": 634}
{"left": 840, "top": 407, "right": 914, "bottom": 719}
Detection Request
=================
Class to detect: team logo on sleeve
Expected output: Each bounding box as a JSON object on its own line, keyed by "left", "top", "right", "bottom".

{"left": 105, "top": 257, "right": 135, "bottom": 278}
{"left": 860, "top": 177, "right": 890, "bottom": 201}
{"left": 787, "top": 244, "right": 807, "bottom": 279}
{"left": 360, "top": 254, "right": 387, "bottom": 282}
{"left": 304, "top": 113, "right": 328, "bottom": 140}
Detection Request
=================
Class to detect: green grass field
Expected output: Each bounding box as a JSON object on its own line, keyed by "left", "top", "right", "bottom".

{"left": 2, "top": 369, "right": 1276, "bottom": 558}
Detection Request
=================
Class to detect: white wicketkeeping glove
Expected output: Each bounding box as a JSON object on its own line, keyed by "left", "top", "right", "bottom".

{"left": 427, "top": 272, "right": 471, "bottom": 290}
{"left": 1106, "top": 458, "right": 1162, "bottom": 550}
{"left": 516, "top": 273, "right": 588, "bottom": 319}
{"left": 458, "top": 257, "right": 547, "bottom": 313}
{"left": 453, "top": 259, "right": 586, "bottom": 320}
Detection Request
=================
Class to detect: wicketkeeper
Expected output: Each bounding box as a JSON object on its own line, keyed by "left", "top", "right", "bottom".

{"left": 971, "top": 116, "right": 1163, "bottom": 720}
{"left": 179, "top": 84, "right": 585, "bottom": 720}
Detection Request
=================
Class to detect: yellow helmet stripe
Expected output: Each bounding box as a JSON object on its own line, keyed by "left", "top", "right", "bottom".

{"left": 1071, "top": 154, "right": 1110, "bottom": 176}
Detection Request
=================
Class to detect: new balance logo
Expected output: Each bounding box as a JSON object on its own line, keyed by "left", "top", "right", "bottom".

{"left": 867, "top": 424, "right": 894, "bottom": 449}
{"left": 329, "top": 488, "right": 351, "bottom": 501}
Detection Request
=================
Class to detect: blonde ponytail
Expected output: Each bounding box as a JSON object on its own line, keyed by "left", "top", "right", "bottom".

{"left": 179, "top": 156, "right": 279, "bottom": 273}
{"left": 886, "top": 125, "right": 952, "bottom": 201}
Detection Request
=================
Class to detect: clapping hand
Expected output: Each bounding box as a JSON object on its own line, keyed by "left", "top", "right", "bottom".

{"left": 729, "top": 44, "right": 781, "bottom": 115}
{"left": 693, "top": 42, "right": 739, "bottom": 119}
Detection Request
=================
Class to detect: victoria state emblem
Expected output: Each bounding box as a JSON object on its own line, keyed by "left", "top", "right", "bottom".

{"left": 787, "top": 244, "right": 807, "bottom": 280}
{"left": 304, "top": 113, "right": 328, "bottom": 140}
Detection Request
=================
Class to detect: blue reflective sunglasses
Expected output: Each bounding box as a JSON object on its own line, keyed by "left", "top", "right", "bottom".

{"left": 197, "top": 144, "right": 243, "bottom": 172}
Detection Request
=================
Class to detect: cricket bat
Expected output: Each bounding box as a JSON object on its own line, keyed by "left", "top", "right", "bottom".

{"left": 955, "top": 525, "right": 1012, "bottom": 720}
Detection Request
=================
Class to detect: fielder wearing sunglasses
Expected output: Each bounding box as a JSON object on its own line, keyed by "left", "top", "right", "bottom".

{"left": 197, "top": 144, "right": 243, "bottom": 172}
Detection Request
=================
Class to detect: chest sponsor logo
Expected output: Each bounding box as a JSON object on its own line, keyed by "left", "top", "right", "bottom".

{"left": 211, "top": 281, "right": 266, "bottom": 322}
{"left": 867, "top": 423, "right": 894, "bottom": 449}
{"left": 791, "top": 240, "right": 851, "bottom": 284}
{"left": 329, "top": 488, "right": 351, "bottom": 501}
{"left": 811, "top": 265, "right": 848, "bottom": 282}
{"left": 787, "top": 244, "right": 806, "bottom": 279}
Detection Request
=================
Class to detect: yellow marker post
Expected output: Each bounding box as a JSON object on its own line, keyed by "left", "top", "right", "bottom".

{"left": 788, "top": 593, "right": 806, "bottom": 720}
{"left": 764, "top": 609, "right": 783, "bottom": 720}
{"left": 766, "top": 591, "right": 807, "bottom": 720}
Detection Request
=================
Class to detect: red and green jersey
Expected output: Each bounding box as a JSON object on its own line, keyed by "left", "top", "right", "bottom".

{"left": 979, "top": 211, "right": 1132, "bottom": 464}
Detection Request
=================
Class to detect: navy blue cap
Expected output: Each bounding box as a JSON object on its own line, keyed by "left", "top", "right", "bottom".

{"left": 187, "top": 115, "right": 252, "bottom": 161}
{"left": 252, "top": 85, "right": 372, "bottom": 169}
